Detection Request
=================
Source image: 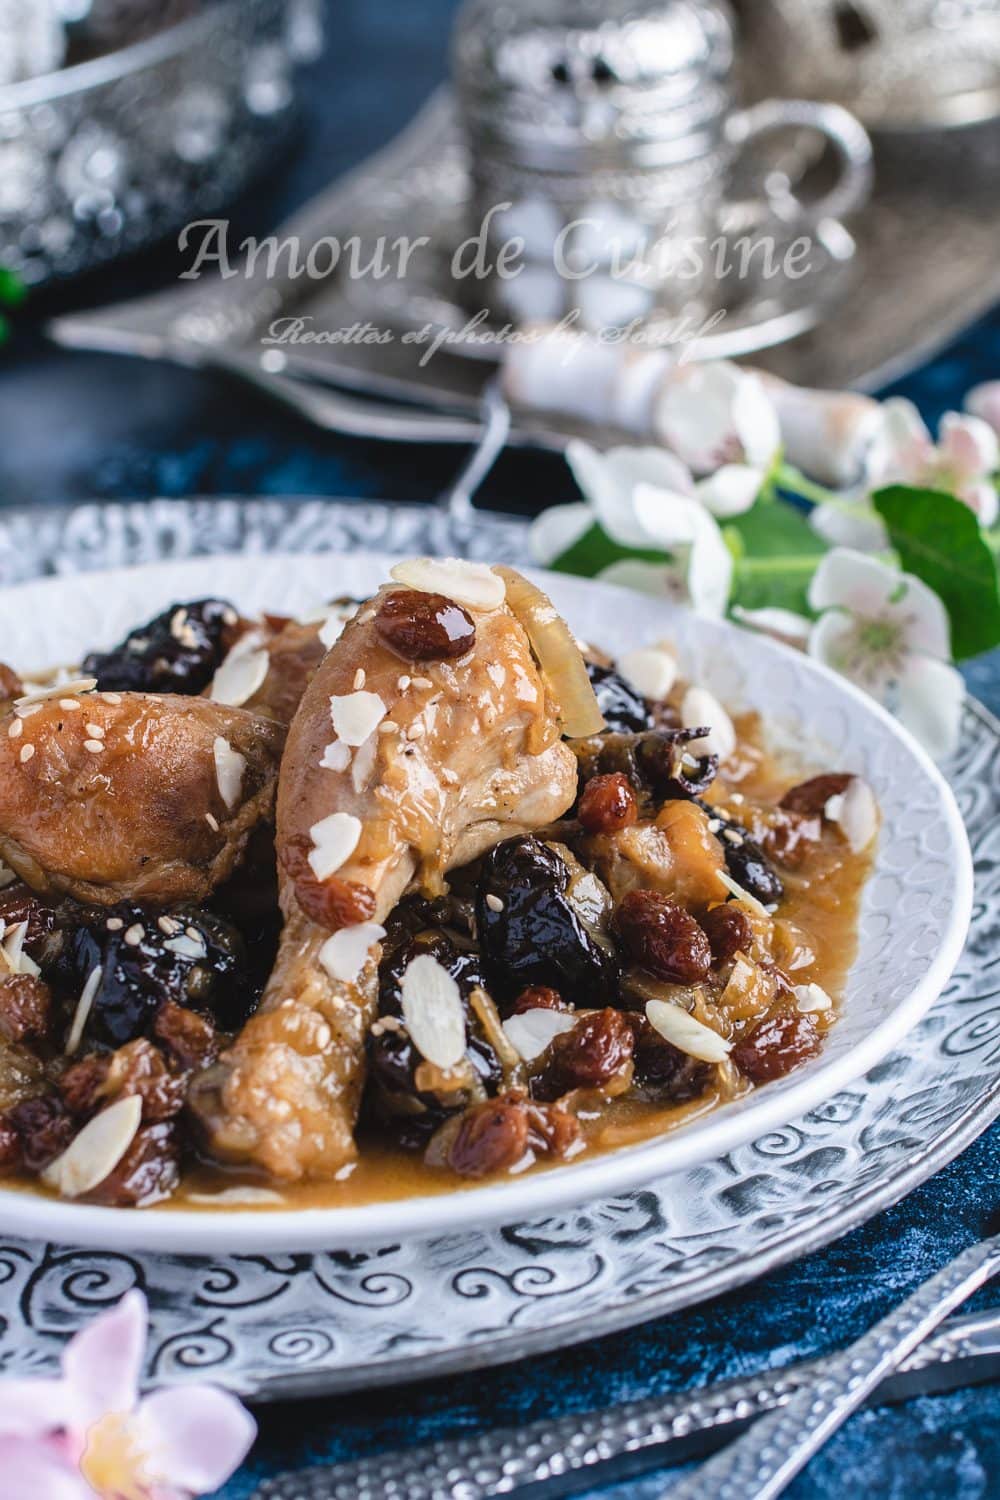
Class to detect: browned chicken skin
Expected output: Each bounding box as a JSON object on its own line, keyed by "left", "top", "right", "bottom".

{"left": 0, "top": 691, "right": 284, "bottom": 906}
{"left": 191, "top": 582, "right": 579, "bottom": 1181}
{"left": 243, "top": 618, "right": 328, "bottom": 726}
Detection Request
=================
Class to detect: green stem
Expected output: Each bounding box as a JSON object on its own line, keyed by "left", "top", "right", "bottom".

{"left": 773, "top": 463, "right": 841, "bottom": 509}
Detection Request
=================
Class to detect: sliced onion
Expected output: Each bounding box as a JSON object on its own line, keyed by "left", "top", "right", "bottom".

{"left": 496, "top": 567, "right": 606, "bottom": 738}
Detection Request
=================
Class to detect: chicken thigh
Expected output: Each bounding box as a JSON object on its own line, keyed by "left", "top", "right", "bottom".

{"left": 0, "top": 688, "right": 284, "bottom": 906}
{"left": 191, "top": 573, "right": 580, "bottom": 1180}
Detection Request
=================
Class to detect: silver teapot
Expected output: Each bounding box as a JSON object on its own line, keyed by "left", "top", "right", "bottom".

{"left": 452, "top": 0, "right": 873, "bottom": 327}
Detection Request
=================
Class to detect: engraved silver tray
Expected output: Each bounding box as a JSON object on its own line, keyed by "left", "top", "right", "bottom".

{"left": 0, "top": 496, "right": 995, "bottom": 1400}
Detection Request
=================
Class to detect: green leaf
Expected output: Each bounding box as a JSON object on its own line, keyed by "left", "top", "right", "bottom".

{"left": 873, "top": 485, "right": 1000, "bottom": 660}
{"left": 0, "top": 268, "right": 26, "bottom": 309}
{"left": 551, "top": 522, "right": 665, "bottom": 578}
{"left": 724, "top": 498, "right": 826, "bottom": 614}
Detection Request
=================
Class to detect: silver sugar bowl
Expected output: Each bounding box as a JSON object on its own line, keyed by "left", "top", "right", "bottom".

{"left": 452, "top": 0, "right": 873, "bottom": 328}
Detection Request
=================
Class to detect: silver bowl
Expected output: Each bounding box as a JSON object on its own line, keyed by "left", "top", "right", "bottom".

{"left": 0, "top": 0, "right": 321, "bottom": 284}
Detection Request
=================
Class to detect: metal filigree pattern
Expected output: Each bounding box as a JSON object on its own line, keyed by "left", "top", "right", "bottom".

{"left": 0, "top": 497, "right": 993, "bottom": 1401}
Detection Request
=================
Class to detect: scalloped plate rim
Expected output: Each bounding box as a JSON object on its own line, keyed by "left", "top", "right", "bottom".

{"left": 0, "top": 552, "right": 974, "bottom": 1254}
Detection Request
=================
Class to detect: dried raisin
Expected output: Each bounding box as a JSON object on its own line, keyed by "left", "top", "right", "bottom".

{"left": 780, "top": 774, "right": 852, "bottom": 816}
{"left": 375, "top": 589, "right": 475, "bottom": 661}
{"left": 732, "top": 1012, "right": 821, "bottom": 1082}
{"left": 701, "top": 904, "right": 753, "bottom": 964}
{"left": 616, "top": 891, "right": 712, "bottom": 984}
{"left": 578, "top": 773, "right": 638, "bottom": 834}
{"left": 0, "top": 974, "right": 52, "bottom": 1044}
{"left": 534, "top": 1008, "right": 634, "bottom": 1099}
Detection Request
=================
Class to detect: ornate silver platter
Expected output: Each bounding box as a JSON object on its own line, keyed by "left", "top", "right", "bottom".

{"left": 0, "top": 496, "right": 994, "bottom": 1399}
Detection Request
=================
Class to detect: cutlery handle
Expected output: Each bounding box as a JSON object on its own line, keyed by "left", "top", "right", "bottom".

{"left": 251, "top": 1306, "right": 1000, "bottom": 1500}
{"left": 667, "top": 1235, "right": 1000, "bottom": 1500}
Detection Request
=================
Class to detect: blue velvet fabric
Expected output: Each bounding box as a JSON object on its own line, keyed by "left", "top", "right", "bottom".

{"left": 0, "top": 2, "right": 996, "bottom": 1494}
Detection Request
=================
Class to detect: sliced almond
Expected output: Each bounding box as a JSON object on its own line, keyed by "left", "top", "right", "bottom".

{"left": 209, "top": 635, "right": 269, "bottom": 707}
{"left": 187, "top": 1186, "right": 286, "bottom": 1206}
{"left": 681, "top": 685, "right": 736, "bottom": 763}
{"left": 164, "top": 933, "right": 207, "bottom": 960}
{"left": 65, "top": 965, "right": 103, "bottom": 1057}
{"left": 319, "top": 613, "right": 347, "bottom": 649}
{"left": 826, "top": 776, "right": 878, "bottom": 854}
{"left": 319, "top": 739, "right": 352, "bottom": 773}
{"left": 14, "top": 676, "right": 97, "bottom": 712}
{"left": 618, "top": 647, "right": 677, "bottom": 703}
{"left": 716, "top": 870, "right": 774, "bottom": 922}
{"left": 503, "top": 1007, "right": 578, "bottom": 1063}
{"left": 41, "top": 1095, "right": 143, "bottom": 1200}
{"left": 308, "top": 812, "right": 362, "bottom": 881}
{"left": 0, "top": 920, "right": 40, "bottom": 977}
{"left": 645, "top": 998, "right": 731, "bottom": 1063}
{"left": 400, "top": 953, "right": 467, "bottom": 1069}
{"left": 794, "top": 981, "right": 833, "bottom": 1013}
{"left": 212, "top": 736, "right": 247, "bottom": 811}
{"left": 390, "top": 557, "right": 505, "bottom": 612}
{"left": 329, "top": 690, "right": 386, "bottom": 747}
{"left": 318, "top": 922, "right": 386, "bottom": 985}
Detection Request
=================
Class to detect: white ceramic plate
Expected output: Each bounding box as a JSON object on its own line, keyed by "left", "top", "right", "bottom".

{"left": 0, "top": 553, "right": 973, "bottom": 1253}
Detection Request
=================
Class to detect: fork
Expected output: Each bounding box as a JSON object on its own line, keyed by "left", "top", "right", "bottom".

{"left": 667, "top": 1232, "right": 1000, "bottom": 1500}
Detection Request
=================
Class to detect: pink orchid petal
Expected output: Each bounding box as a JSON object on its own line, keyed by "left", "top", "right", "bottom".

{"left": 62, "top": 1289, "right": 146, "bottom": 1431}
{"left": 938, "top": 411, "right": 998, "bottom": 482}
{"left": 0, "top": 1436, "right": 91, "bottom": 1500}
{"left": 138, "top": 1385, "right": 257, "bottom": 1493}
{"left": 808, "top": 548, "right": 901, "bottom": 618}
{"left": 0, "top": 1378, "right": 74, "bottom": 1437}
{"left": 866, "top": 397, "right": 933, "bottom": 486}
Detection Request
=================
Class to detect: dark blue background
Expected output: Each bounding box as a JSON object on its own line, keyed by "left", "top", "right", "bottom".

{"left": 0, "top": 2, "right": 995, "bottom": 1495}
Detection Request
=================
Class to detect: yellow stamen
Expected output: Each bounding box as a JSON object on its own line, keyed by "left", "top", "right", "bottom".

{"left": 79, "top": 1411, "right": 153, "bottom": 1500}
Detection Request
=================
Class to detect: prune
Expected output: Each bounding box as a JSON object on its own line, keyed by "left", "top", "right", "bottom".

{"left": 700, "top": 804, "right": 784, "bottom": 906}
{"left": 578, "top": 773, "right": 638, "bottom": 834}
{"left": 511, "top": 986, "right": 570, "bottom": 1014}
{"left": 84, "top": 1121, "right": 180, "bottom": 1208}
{"left": 0, "top": 1117, "right": 21, "bottom": 1173}
{"left": 0, "top": 974, "right": 52, "bottom": 1044}
{"left": 533, "top": 1008, "right": 634, "bottom": 1099}
{"left": 10, "top": 1094, "right": 74, "bottom": 1172}
{"left": 625, "top": 1014, "right": 710, "bottom": 1102}
{"left": 780, "top": 773, "right": 852, "bottom": 816}
{"left": 701, "top": 904, "right": 753, "bottom": 964}
{"left": 476, "top": 837, "right": 620, "bottom": 1008}
{"left": 616, "top": 891, "right": 712, "bottom": 983}
{"left": 55, "top": 903, "right": 251, "bottom": 1048}
{"left": 369, "top": 931, "right": 501, "bottom": 1126}
{"left": 82, "top": 598, "right": 238, "bottom": 694}
{"left": 732, "top": 1012, "right": 820, "bottom": 1082}
{"left": 375, "top": 589, "right": 476, "bottom": 660}
{"left": 585, "top": 663, "right": 653, "bottom": 733}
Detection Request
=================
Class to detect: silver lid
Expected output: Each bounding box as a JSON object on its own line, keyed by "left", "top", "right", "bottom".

{"left": 453, "top": 0, "right": 736, "bottom": 161}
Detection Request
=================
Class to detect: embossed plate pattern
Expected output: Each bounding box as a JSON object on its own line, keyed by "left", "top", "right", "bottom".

{"left": 0, "top": 498, "right": 989, "bottom": 1399}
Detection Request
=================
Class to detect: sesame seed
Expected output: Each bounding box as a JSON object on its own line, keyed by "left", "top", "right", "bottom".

{"left": 411, "top": 676, "right": 433, "bottom": 690}
{"left": 185, "top": 926, "right": 200, "bottom": 942}
{"left": 708, "top": 818, "right": 722, "bottom": 833}
{"left": 123, "top": 924, "right": 144, "bottom": 946}
{"left": 730, "top": 792, "right": 745, "bottom": 805}
{"left": 223, "top": 607, "right": 238, "bottom": 627}
{"left": 59, "top": 699, "right": 82, "bottom": 712}
{"left": 205, "top": 812, "right": 220, "bottom": 832}
{"left": 85, "top": 723, "right": 105, "bottom": 739}
{"left": 7, "top": 719, "right": 22, "bottom": 739}
{"left": 19, "top": 744, "right": 34, "bottom": 764}
{"left": 101, "top": 693, "right": 122, "bottom": 705}
{"left": 158, "top": 916, "right": 181, "bottom": 935}
{"left": 396, "top": 675, "right": 411, "bottom": 693}
{"left": 353, "top": 668, "right": 366, "bottom": 690}
{"left": 723, "top": 829, "right": 744, "bottom": 846}
{"left": 407, "top": 722, "right": 424, "bottom": 740}
{"left": 378, "top": 720, "right": 398, "bottom": 735}
{"left": 106, "top": 917, "right": 124, "bottom": 931}
{"left": 83, "top": 740, "right": 104, "bottom": 754}
{"left": 486, "top": 893, "right": 504, "bottom": 912}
